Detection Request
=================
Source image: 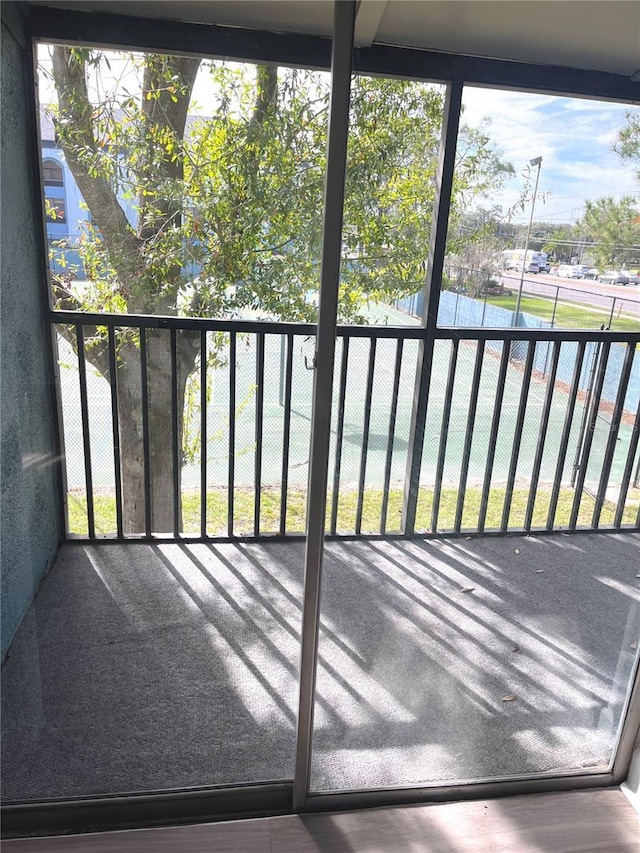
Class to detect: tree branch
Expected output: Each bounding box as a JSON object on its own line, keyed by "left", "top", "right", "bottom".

{"left": 139, "top": 54, "right": 201, "bottom": 239}
{"left": 252, "top": 64, "right": 278, "bottom": 125}
{"left": 51, "top": 47, "right": 141, "bottom": 294}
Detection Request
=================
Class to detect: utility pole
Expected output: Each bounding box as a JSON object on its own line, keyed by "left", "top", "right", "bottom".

{"left": 513, "top": 157, "right": 542, "bottom": 328}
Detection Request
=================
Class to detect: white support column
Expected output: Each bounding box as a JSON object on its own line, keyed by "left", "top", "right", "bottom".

{"left": 293, "top": 0, "right": 356, "bottom": 812}
{"left": 354, "top": 0, "right": 387, "bottom": 47}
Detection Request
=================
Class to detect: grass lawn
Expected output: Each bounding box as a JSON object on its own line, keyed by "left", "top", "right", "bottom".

{"left": 485, "top": 293, "right": 640, "bottom": 332}
{"left": 67, "top": 484, "right": 639, "bottom": 537}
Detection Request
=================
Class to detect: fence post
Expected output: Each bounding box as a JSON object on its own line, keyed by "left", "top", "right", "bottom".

{"left": 551, "top": 286, "right": 559, "bottom": 328}
{"left": 542, "top": 339, "right": 550, "bottom": 378}
{"left": 481, "top": 289, "right": 488, "bottom": 326}
{"left": 571, "top": 340, "right": 600, "bottom": 488}
{"left": 608, "top": 297, "right": 616, "bottom": 330}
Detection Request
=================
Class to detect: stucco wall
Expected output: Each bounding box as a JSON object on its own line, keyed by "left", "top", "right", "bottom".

{"left": 1, "top": 12, "right": 62, "bottom": 658}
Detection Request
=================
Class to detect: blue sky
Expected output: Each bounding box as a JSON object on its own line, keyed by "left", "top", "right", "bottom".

{"left": 461, "top": 86, "right": 640, "bottom": 224}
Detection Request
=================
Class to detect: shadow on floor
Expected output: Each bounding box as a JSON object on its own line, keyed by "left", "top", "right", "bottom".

{"left": 2, "top": 533, "right": 639, "bottom": 801}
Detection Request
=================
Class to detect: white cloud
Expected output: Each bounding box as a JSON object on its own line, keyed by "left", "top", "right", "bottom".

{"left": 461, "top": 86, "right": 640, "bottom": 222}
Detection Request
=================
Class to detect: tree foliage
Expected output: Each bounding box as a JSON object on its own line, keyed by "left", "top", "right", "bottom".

{"left": 45, "top": 47, "right": 513, "bottom": 531}
{"left": 48, "top": 50, "right": 513, "bottom": 320}
{"left": 580, "top": 196, "right": 640, "bottom": 269}
{"left": 615, "top": 110, "right": 640, "bottom": 180}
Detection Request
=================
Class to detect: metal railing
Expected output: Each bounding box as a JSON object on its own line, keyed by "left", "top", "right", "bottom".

{"left": 53, "top": 310, "right": 640, "bottom": 540}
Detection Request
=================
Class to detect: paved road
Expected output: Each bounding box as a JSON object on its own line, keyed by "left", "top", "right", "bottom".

{"left": 502, "top": 273, "right": 640, "bottom": 317}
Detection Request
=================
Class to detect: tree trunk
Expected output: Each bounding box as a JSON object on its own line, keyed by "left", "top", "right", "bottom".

{"left": 50, "top": 48, "right": 276, "bottom": 534}
{"left": 114, "top": 329, "right": 199, "bottom": 534}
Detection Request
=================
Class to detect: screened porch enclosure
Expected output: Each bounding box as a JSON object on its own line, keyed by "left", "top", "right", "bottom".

{"left": 2, "top": 0, "right": 640, "bottom": 836}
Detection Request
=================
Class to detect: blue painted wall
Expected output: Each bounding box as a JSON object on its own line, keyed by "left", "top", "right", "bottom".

{"left": 1, "top": 12, "right": 62, "bottom": 658}
{"left": 40, "top": 138, "right": 138, "bottom": 277}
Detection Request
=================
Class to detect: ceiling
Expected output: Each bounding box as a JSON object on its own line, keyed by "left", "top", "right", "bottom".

{"left": 29, "top": 0, "right": 640, "bottom": 77}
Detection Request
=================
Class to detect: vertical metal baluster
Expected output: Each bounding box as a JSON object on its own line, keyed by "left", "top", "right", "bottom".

{"left": 76, "top": 325, "right": 95, "bottom": 539}
{"left": 569, "top": 342, "right": 611, "bottom": 529}
{"left": 355, "top": 338, "right": 377, "bottom": 535}
{"left": 279, "top": 334, "right": 286, "bottom": 408}
{"left": 501, "top": 342, "right": 536, "bottom": 531}
{"left": 431, "top": 339, "right": 459, "bottom": 533}
{"left": 170, "top": 329, "right": 179, "bottom": 538}
{"left": 547, "top": 341, "right": 586, "bottom": 529}
{"left": 380, "top": 338, "right": 404, "bottom": 534}
{"left": 453, "top": 342, "right": 484, "bottom": 532}
{"left": 254, "top": 333, "right": 265, "bottom": 537}
{"left": 478, "top": 343, "right": 510, "bottom": 533}
{"left": 200, "top": 330, "right": 208, "bottom": 538}
{"left": 108, "top": 327, "right": 123, "bottom": 538}
{"left": 228, "top": 332, "right": 236, "bottom": 537}
{"left": 592, "top": 343, "right": 635, "bottom": 528}
{"left": 330, "top": 337, "right": 349, "bottom": 535}
{"left": 140, "top": 328, "right": 152, "bottom": 537}
{"left": 279, "top": 333, "right": 294, "bottom": 536}
{"left": 614, "top": 393, "right": 640, "bottom": 528}
{"left": 524, "top": 341, "right": 560, "bottom": 531}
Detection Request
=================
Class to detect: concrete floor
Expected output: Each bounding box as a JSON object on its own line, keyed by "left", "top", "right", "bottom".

{"left": 2, "top": 533, "right": 640, "bottom": 801}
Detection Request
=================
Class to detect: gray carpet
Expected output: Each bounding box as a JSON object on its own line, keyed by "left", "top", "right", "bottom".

{"left": 2, "top": 533, "right": 639, "bottom": 801}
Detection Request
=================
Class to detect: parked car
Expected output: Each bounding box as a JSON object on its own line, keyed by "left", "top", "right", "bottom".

{"left": 583, "top": 268, "right": 599, "bottom": 279}
{"left": 620, "top": 270, "right": 640, "bottom": 285}
{"left": 557, "top": 264, "right": 584, "bottom": 279}
{"left": 598, "top": 270, "right": 630, "bottom": 285}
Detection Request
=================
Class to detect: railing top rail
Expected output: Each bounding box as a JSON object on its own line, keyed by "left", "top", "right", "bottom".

{"left": 436, "top": 327, "right": 640, "bottom": 343}
{"left": 50, "top": 309, "right": 426, "bottom": 339}
{"left": 51, "top": 309, "right": 317, "bottom": 336}
{"left": 50, "top": 309, "right": 640, "bottom": 343}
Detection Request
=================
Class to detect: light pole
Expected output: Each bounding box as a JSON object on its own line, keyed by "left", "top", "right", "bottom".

{"left": 513, "top": 156, "right": 542, "bottom": 327}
